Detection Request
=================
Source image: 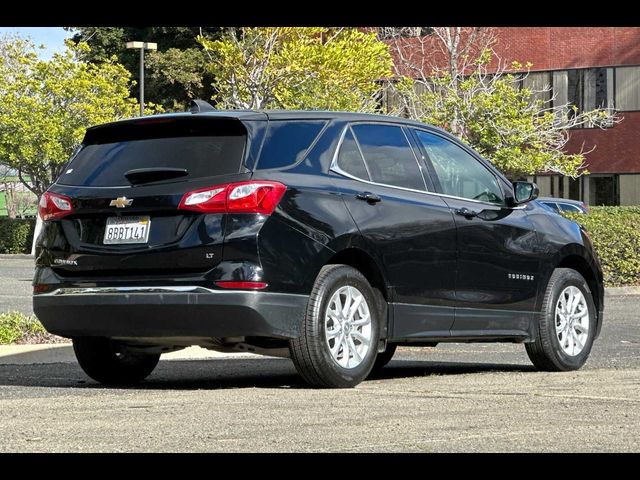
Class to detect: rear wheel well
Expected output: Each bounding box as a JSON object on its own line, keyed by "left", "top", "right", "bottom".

{"left": 326, "top": 248, "right": 389, "bottom": 302}
{"left": 556, "top": 255, "right": 601, "bottom": 313}
{"left": 326, "top": 248, "right": 390, "bottom": 341}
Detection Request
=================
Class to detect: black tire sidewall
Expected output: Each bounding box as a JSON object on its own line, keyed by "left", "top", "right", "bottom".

{"left": 310, "top": 267, "right": 380, "bottom": 386}
{"left": 544, "top": 271, "right": 597, "bottom": 370}
{"left": 73, "top": 337, "right": 160, "bottom": 384}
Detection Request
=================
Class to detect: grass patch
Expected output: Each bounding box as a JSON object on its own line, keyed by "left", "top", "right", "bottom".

{"left": 0, "top": 311, "right": 67, "bottom": 345}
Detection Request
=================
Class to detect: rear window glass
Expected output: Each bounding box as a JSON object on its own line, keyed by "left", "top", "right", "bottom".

{"left": 58, "top": 118, "right": 247, "bottom": 187}
{"left": 256, "top": 120, "right": 326, "bottom": 170}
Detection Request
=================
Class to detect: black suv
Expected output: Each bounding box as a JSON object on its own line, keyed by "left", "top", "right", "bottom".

{"left": 33, "top": 107, "right": 604, "bottom": 388}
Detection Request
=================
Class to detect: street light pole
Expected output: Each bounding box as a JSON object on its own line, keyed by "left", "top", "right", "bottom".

{"left": 139, "top": 47, "right": 145, "bottom": 116}
{"left": 125, "top": 41, "right": 158, "bottom": 116}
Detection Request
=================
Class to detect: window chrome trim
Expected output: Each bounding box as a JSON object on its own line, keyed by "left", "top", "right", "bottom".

{"left": 329, "top": 124, "right": 514, "bottom": 208}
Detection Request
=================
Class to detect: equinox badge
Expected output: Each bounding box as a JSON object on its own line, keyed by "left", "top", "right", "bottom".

{"left": 109, "top": 197, "right": 133, "bottom": 208}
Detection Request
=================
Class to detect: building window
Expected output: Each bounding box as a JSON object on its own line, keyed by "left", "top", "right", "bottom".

{"left": 521, "top": 71, "right": 552, "bottom": 105}
{"left": 590, "top": 175, "right": 619, "bottom": 206}
{"left": 377, "top": 27, "right": 433, "bottom": 39}
{"left": 615, "top": 66, "right": 640, "bottom": 111}
{"left": 568, "top": 177, "right": 581, "bottom": 201}
{"left": 552, "top": 68, "right": 614, "bottom": 125}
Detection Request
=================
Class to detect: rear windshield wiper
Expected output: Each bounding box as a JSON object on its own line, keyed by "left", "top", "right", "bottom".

{"left": 124, "top": 168, "right": 188, "bottom": 185}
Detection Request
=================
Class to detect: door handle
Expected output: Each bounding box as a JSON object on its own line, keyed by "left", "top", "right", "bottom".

{"left": 455, "top": 207, "right": 478, "bottom": 218}
{"left": 356, "top": 192, "right": 382, "bottom": 204}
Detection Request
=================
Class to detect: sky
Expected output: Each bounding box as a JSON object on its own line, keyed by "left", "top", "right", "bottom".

{"left": 0, "top": 27, "right": 71, "bottom": 59}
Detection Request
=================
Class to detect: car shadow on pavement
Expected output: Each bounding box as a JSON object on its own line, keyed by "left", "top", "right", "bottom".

{"left": 0, "top": 358, "right": 535, "bottom": 390}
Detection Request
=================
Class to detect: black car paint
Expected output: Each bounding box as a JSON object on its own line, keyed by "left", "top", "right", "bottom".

{"left": 33, "top": 111, "right": 604, "bottom": 344}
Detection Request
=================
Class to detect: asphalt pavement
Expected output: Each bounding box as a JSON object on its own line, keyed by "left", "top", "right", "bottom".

{"left": 0, "top": 255, "right": 34, "bottom": 315}
{"left": 1, "top": 255, "right": 639, "bottom": 452}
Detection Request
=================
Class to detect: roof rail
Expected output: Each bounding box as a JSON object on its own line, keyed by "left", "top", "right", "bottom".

{"left": 189, "top": 99, "right": 216, "bottom": 114}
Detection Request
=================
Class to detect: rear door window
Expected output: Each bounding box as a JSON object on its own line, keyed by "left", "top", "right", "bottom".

{"left": 256, "top": 120, "right": 326, "bottom": 170}
{"left": 58, "top": 118, "right": 247, "bottom": 187}
{"left": 351, "top": 124, "right": 426, "bottom": 191}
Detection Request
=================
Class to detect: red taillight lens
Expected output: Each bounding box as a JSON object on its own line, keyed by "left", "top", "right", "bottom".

{"left": 227, "top": 181, "right": 287, "bottom": 214}
{"left": 214, "top": 281, "right": 268, "bottom": 290}
{"left": 38, "top": 192, "right": 74, "bottom": 221}
{"left": 178, "top": 186, "right": 227, "bottom": 213}
{"left": 178, "top": 181, "right": 286, "bottom": 215}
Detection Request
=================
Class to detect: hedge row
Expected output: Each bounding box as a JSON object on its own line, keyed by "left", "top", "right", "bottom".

{"left": 565, "top": 206, "right": 640, "bottom": 287}
{"left": 0, "top": 217, "right": 36, "bottom": 254}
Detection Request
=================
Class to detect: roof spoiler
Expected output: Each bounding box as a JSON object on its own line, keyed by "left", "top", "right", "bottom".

{"left": 189, "top": 99, "right": 216, "bottom": 114}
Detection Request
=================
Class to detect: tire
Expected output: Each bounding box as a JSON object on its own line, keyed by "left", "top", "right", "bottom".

{"left": 289, "top": 264, "right": 381, "bottom": 388}
{"left": 73, "top": 337, "right": 160, "bottom": 385}
{"left": 371, "top": 344, "right": 397, "bottom": 373}
{"left": 526, "top": 268, "right": 597, "bottom": 371}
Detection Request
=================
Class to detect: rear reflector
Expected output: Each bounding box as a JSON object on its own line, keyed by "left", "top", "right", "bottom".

{"left": 33, "top": 284, "right": 51, "bottom": 293}
{"left": 179, "top": 181, "right": 286, "bottom": 215}
{"left": 214, "top": 281, "right": 268, "bottom": 290}
{"left": 38, "top": 192, "right": 74, "bottom": 221}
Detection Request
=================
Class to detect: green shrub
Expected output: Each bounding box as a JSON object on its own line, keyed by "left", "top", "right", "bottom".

{"left": 0, "top": 217, "right": 35, "bottom": 254}
{"left": 565, "top": 206, "right": 640, "bottom": 287}
{"left": 0, "top": 311, "right": 49, "bottom": 344}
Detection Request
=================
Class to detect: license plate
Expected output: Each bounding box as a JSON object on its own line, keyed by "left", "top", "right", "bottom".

{"left": 103, "top": 216, "right": 151, "bottom": 245}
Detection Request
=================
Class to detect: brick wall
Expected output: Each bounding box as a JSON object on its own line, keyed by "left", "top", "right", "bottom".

{"left": 494, "top": 27, "right": 640, "bottom": 71}
{"left": 388, "top": 27, "right": 640, "bottom": 175}
{"left": 567, "top": 111, "right": 640, "bottom": 174}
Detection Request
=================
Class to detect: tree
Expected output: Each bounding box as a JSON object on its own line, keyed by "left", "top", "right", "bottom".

{"left": 385, "top": 27, "right": 621, "bottom": 178}
{"left": 65, "top": 27, "right": 221, "bottom": 111}
{"left": 0, "top": 36, "right": 147, "bottom": 196}
{"left": 198, "top": 27, "right": 392, "bottom": 111}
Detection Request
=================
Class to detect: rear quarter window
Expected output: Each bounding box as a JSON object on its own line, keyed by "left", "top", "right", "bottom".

{"left": 255, "top": 120, "right": 326, "bottom": 170}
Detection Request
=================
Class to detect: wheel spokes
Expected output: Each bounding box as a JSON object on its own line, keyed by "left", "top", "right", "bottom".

{"left": 341, "top": 288, "right": 352, "bottom": 317}
{"left": 348, "top": 336, "right": 361, "bottom": 363}
{"left": 554, "top": 285, "right": 590, "bottom": 357}
{"left": 351, "top": 314, "right": 370, "bottom": 327}
{"left": 325, "top": 285, "right": 372, "bottom": 370}
{"left": 347, "top": 294, "right": 364, "bottom": 322}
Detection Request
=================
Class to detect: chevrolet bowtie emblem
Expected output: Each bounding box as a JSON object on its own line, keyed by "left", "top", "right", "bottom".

{"left": 109, "top": 197, "right": 133, "bottom": 208}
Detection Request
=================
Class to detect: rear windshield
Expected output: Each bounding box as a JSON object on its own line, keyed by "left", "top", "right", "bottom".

{"left": 58, "top": 118, "right": 247, "bottom": 187}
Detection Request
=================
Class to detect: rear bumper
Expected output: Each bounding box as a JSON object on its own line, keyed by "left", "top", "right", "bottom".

{"left": 33, "top": 287, "right": 308, "bottom": 339}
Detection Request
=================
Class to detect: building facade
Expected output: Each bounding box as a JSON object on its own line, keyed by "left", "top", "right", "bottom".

{"left": 496, "top": 27, "right": 640, "bottom": 206}
{"left": 389, "top": 27, "right": 640, "bottom": 206}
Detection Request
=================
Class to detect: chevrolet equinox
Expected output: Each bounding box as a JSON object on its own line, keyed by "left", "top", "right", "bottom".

{"left": 33, "top": 104, "right": 604, "bottom": 388}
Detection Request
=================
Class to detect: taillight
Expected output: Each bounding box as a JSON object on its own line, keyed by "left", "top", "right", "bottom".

{"left": 178, "top": 186, "right": 227, "bottom": 213}
{"left": 38, "top": 192, "right": 74, "bottom": 221}
{"left": 179, "top": 181, "right": 286, "bottom": 215}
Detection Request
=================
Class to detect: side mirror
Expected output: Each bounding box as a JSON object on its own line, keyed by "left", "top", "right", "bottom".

{"left": 512, "top": 181, "right": 539, "bottom": 205}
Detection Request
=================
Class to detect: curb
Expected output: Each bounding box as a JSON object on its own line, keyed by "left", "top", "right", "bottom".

{"left": 0, "top": 344, "right": 262, "bottom": 365}
{"left": 0, "top": 254, "right": 34, "bottom": 260}
{"left": 605, "top": 286, "right": 640, "bottom": 296}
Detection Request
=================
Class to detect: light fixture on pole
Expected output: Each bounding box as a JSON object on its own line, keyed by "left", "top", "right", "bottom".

{"left": 125, "top": 41, "right": 158, "bottom": 116}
